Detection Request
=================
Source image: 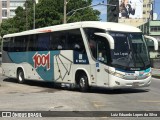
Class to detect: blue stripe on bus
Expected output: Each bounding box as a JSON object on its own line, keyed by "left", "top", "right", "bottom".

{"left": 116, "top": 68, "right": 151, "bottom": 73}
{"left": 8, "top": 51, "right": 60, "bottom": 81}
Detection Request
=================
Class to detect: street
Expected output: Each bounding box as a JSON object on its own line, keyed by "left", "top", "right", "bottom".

{"left": 0, "top": 73, "right": 160, "bottom": 120}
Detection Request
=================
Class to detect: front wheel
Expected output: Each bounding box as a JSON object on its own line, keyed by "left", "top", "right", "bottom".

{"left": 78, "top": 74, "right": 89, "bottom": 92}
{"left": 17, "top": 69, "right": 25, "bottom": 84}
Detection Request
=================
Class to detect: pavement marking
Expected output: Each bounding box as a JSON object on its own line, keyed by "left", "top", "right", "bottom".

{"left": 92, "top": 101, "right": 106, "bottom": 108}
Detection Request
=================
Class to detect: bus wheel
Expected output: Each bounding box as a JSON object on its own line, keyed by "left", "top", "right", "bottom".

{"left": 78, "top": 74, "right": 89, "bottom": 92}
{"left": 17, "top": 69, "right": 25, "bottom": 84}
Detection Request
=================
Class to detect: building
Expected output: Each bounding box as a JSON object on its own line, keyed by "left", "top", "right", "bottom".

{"left": 0, "top": 0, "right": 26, "bottom": 23}
{"left": 139, "top": 20, "right": 160, "bottom": 58}
{"left": 0, "top": 0, "right": 39, "bottom": 23}
{"left": 107, "top": 0, "right": 153, "bottom": 27}
{"left": 139, "top": 20, "right": 160, "bottom": 68}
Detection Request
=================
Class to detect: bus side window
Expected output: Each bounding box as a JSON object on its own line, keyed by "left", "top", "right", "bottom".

{"left": 37, "top": 33, "right": 50, "bottom": 51}
{"left": 67, "top": 29, "right": 86, "bottom": 53}
{"left": 9, "top": 38, "right": 15, "bottom": 52}
{"left": 28, "top": 35, "right": 37, "bottom": 51}
{"left": 50, "top": 31, "right": 66, "bottom": 50}
{"left": 14, "top": 36, "right": 27, "bottom": 52}
{"left": 57, "top": 37, "right": 65, "bottom": 50}
{"left": 3, "top": 37, "right": 16, "bottom": 52}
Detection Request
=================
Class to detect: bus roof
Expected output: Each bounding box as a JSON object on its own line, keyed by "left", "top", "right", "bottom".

{"left": 3, "top": 21, "right": 141, "bottom": 38}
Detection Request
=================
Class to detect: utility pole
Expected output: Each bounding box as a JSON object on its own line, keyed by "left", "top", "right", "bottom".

{"left": 33, "top": 0, "right": 36, "bottom": 29}
{"left": 26, "top": 2, "right": 28, "bottom": 30}
{"left": 64, "top": 0, "right": 67, "bottom": 24}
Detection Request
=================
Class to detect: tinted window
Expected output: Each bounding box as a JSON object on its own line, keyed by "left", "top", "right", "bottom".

{"left": 50, "top": 31, "right": 66, "bottom": 50}
{"left": 37, "top": 33, "right": 50, "bottom": 51}
{"left": 3, "top": 37, "right": 15, "bottom": 52}
{"left": 84, "top": 28, "right": 111, "bottom": 64}
{"left": 67, "top": 29, "right": 85, "bottom": 53}
{"left": 14, "top": 36, "right": 27, "bottom": 52}
{"left": 50, "top": 29, "right": 85, "bottom": 53}
{"left": 3, "top": 29, "right": 86, "bottom": 52}
{"left": 27, "top": 35, "right": 37, "bottom": 51}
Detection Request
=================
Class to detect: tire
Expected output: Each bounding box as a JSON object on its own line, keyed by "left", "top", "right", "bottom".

{"left": 78, "top": 74, "right": 89, "bottom": 92}
{"left": 17, "top": 69, "right": 25, "bottom": 84}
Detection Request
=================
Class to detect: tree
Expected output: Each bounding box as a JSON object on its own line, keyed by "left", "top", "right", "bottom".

{"left": 0, "top": 0, "right": 100, "bottom": 36}
{"left": 0, "top": 6, "right": 26, "bottom": 36}
{"left": 0, "top": 18, "right": 18, "bottom": 36}
{"left": 66, "top": 0, "right": 100, "bottom": 23}
{"left": 36, "top": 0, "right": 100, "bottom": 27}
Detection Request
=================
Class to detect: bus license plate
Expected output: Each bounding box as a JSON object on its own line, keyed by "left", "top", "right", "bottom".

{"left": 133, "top": 82, "right": 139, "bottom": 87}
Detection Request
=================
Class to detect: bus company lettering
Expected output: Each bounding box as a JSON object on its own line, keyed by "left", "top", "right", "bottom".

{"left": 33, "top": 52, "right": 50, "bottom": 70}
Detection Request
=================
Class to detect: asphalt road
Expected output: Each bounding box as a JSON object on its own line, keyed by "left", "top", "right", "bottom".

{"left": 0, "top": 74, "right": 160, "bottom": 120}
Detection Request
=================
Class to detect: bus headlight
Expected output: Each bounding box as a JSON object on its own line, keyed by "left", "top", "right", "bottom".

{"left": 146, "top": 72, "right": 151, "bottom": 77}
{"left": 114, "top": 72, "right": 125, "bottom": 79}
{"left": 105, "top": 69, "right": 124, "bottom": 79}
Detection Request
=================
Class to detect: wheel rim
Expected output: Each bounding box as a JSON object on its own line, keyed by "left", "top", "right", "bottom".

{"left": 18, "top": 72, "right": 23, "bottom": 81}
{"left": 80, "top": 77, "right": 85, "bottom": 88}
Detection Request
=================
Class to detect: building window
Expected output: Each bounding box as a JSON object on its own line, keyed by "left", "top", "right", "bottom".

{"left": 2, "top": 1, "right": 7, "bottom": 8}
{"left": 150, "top": 26, "right": 160, "bottom": 32}
{"left": 2, "top": 10, "right": 7, "bottom": 17}
{"left": 147, "top": 4, "right": 151, "bottom": 8}
{"left": 10, "top": 10, "right": 16, "bottom": 17}
{"left": 10, "top": 1, "right": 25, "bottom": 8}
{"left": 147, "top": 11, "right": 150, "bottom": 13}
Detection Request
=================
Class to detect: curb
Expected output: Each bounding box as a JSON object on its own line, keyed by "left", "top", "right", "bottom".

{"left": 151, "top": 68, "right": 160, "bottom": 79}
{"left": 152, "top": 75, "right": 160, "bottom": 79}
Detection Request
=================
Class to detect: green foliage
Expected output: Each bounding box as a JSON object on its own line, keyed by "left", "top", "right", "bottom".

{"left": 0, "top": 0, "right": 100, "bottom": 36}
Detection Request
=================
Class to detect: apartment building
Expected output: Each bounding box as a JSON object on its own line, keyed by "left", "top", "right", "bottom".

{"left": 0, "top": 0, "right": 26, "bottom": 23}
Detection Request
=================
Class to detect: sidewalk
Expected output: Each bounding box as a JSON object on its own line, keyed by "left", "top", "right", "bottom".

{"left": 152, "top": 68, "right": 160, "bottom": 79}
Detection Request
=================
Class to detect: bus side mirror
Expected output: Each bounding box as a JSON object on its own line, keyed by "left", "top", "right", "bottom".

{"left": 144, "top": 35, "right": 158, "bottom": 51}
{"left": 94, "top": 33, "right": 115, "bottom": 49}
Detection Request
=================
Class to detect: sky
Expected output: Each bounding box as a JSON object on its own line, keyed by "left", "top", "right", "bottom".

{"left": 92, "top": 0, "right": 107, "bottom": 21}
{"left": 153, "top": 0, "right": 160, "bottom": 20}
{"left": 92, "top": 0, "right": 160, "bottom": 21}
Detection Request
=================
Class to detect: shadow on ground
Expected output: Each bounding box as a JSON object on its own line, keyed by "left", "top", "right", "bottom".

{"left": 3, "top": 78, "right": 149, "bottom": 94}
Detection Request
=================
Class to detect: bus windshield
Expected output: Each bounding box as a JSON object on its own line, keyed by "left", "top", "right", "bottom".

{"left": 109, "top": 32, "right": 150, "bottom": 71}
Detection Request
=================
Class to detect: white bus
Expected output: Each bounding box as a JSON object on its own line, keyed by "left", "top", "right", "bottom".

{"left": 2, "top": 21, "right": 158, "bottom": 91}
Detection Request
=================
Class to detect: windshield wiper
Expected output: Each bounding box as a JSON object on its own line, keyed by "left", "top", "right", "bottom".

{"left": 127, "top": 50, "right": 136, "bottom": 67}
{"left": 135, "top": 53, "right": 146, "bottom": 69}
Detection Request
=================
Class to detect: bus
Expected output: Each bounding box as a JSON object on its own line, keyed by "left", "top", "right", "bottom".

{"left": 2, "top": 21, "right": 158, "bottom": 91}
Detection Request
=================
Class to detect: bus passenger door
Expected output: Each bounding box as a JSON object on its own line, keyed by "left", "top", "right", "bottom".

{"left": 89, "top": 35, "right": 110, "bottom": 87}
{"left": 95, "top": 63, "right": 109, "bottom": 87}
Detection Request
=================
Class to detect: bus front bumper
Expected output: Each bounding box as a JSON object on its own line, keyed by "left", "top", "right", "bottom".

{"left": 109, "top": 75, "right": 151, "bottom": 89}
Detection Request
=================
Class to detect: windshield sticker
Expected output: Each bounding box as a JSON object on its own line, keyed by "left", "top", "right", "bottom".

{"left": 110, "top": 33, "right": 126, "bottom": 37}
{"left": 114, "top": 52, "right": 128, "bottom": 56}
